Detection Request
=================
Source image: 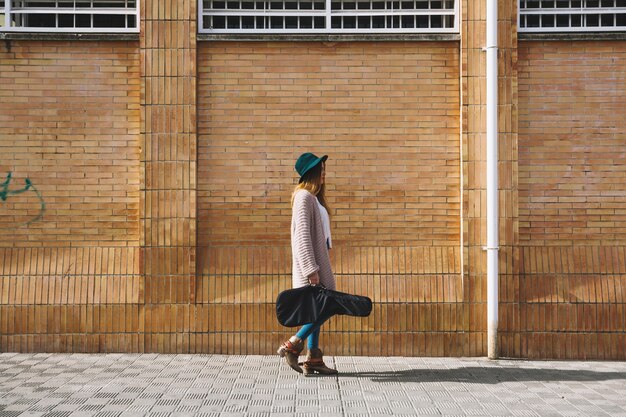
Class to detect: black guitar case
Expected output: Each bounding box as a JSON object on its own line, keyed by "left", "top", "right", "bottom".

{"left": 276, "top": 285, "right": 372, "bottom": 327}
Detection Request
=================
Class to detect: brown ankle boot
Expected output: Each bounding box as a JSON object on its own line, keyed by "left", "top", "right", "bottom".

{"left": 302, "top": 348, "right": 338, "bottom": 376}
{"left": 277, "top": 339, "right": 304, "bottom": 373}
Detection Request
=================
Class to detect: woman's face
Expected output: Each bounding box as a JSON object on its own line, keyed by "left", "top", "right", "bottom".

{"left": 320, "top": 162, "right": 326, "bottom": 185}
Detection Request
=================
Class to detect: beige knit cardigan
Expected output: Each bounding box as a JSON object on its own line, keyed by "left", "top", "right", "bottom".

{"left": 291, "top": 189, "right": 336, "bottom": 290}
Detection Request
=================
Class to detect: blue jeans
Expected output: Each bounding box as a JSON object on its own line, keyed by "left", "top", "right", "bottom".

{"left": 296, "top": 316, "right": 330, "bottom": 350}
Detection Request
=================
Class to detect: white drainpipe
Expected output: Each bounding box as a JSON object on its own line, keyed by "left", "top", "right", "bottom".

{"left": 485, "top": 0, "right": 499, "bottom": 359}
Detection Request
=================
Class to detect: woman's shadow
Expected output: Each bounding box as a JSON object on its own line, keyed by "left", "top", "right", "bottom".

{"left": 337, "top": 366, "right": 626, "bottom": 384}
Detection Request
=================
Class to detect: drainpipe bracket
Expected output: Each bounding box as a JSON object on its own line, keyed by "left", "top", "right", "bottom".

{"left": 482, "top": 246, "right": 500, "bottom": 251}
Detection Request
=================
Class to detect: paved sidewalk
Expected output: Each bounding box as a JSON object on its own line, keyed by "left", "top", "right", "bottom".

{"left": 1, "top": 353, "right": 626, "bottom": 417}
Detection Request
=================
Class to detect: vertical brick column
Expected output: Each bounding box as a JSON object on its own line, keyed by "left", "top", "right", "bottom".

{"left": 496, "top": 1, "right": 519, "bottom": 358}
{"left": 461, "top": 0, "right": 518, "bottom": 356}
{"left": 140, "top": 1, "right": 197, "bottom": 352}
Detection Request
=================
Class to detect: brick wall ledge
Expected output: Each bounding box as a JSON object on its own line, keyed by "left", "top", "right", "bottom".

{"left": 198, "top": 33, "right": 460, "bottom": 42}
{"left": 519, "top": 32, "right": 626, "bottom": 41}
{"left": 0, "top": 33, "right": 139, "bottom": 41}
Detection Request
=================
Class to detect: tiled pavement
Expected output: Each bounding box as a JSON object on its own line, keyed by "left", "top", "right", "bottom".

{"left": 1, "top": 353, "right": 626, "bottom": 416}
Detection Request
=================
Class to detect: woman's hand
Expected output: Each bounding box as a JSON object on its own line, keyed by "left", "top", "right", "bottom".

{"left": 308, "top": 271, "right": 320, "bottom": 285}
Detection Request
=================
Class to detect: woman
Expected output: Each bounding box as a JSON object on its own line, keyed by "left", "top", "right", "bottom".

{"left": 277, "top": 152, "right": 338, "bottom": 376}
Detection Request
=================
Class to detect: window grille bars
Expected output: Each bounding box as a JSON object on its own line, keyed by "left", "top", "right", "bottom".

{"left": 199, "top": 0, "right": 458, "bottom": 33}
{"left": 1, "top": 0, "right": 140, "bottom": 32}
{"left": 519, "top": 0, "right": 626, "bottom": 32}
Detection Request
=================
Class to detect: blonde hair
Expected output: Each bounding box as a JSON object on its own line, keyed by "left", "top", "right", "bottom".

{"left": 291, "top": 162, "right": 330, "bottom": 217}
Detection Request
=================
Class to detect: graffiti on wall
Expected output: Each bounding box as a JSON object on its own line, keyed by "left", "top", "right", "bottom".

{"left": 0, "top": 172, "right": 46, "bottom": 227}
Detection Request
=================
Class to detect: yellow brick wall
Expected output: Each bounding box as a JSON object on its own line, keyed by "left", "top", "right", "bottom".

{"left": 194, "top": 41, "right": 467, "bottom": 356}
{"left": 2, "top": 35, "right": 625, "bottom": 358}
{"left": 0, "top": 41, "right": 141, "bottom": 247}
{"left": 518, "top": 41, "right": 626, "bottom": 245}
{"left": 501, "top": 41, "right": 626, "bottom": 359}
{"left": 0, "top": 41, "right": 142, "bottom": 352}
{"left": 499, "top": 246, "right": 626, "bottom": 359}
{"left": 197, "top": 42, "right": 460, "bottom": 248}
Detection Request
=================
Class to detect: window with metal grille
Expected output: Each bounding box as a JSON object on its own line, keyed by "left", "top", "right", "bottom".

{"left": 519, "top": 0, "right": 626, "bottom": 32}
{"left": 1, "top": 0, "right": 139, "bottom": 32}
{"left": 199, "top": 0, "right": 457, "bottom": 33}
